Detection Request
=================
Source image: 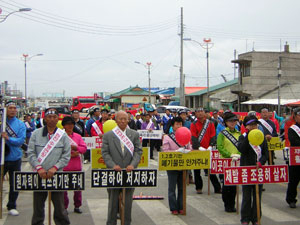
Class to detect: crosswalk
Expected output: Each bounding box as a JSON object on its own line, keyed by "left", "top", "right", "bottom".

{"left": 0, "top": 161, "right": 299, "bottom": 225}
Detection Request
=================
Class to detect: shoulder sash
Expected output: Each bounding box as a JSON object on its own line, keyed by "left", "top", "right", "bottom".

{"left": 112, "top": 127, "right": 134, "bottom": 156}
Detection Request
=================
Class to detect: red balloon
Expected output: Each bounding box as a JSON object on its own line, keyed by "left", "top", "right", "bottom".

{"left": 175, "top": 127, "right": 191, "bottom": 146}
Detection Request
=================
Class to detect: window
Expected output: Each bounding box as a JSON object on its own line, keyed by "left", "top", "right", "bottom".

{"left": 242, "top": 63, "right": 251, "bottom": 77}
{"left": 79, "top": 98, "right": 95, "bottom": 103}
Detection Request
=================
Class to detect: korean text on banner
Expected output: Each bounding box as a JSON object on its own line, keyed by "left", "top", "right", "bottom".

{"left": 91, "top": 147, "right": 149, "bottom": 169}
{"left": 211, "top": 158, "right": 240, "bottom": 174}
{"left": 137, "top": 130, "right": 163, "bottom": 140}
{"left": 158, "top": 150, "right": 210, "bottom": 171}
{"left": 267, "top": 137, "right": 285, "bottom": 151}
{"left": 289, "top": 147, "right": 300, "bottom": 166}
{"left": 224, "top": 165, "right": 288, "bottom": 185}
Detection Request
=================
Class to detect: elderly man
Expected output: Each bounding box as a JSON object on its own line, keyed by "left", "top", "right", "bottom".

{"left": 102, "top": 111, "right": 142, "bottom": 225}
{"left": 28, "top": 108, "right": 71, "bottom": 225}
{"left": 1, "top": 101, "right": 26, "bottom": 216}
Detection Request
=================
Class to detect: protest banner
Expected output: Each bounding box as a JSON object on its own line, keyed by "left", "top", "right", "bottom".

{"left": 82, "top": 137, "right": 102, "bottom": 149}
{"left": 211, "top": 150, "right": 221, "bottom": 159}
{"left": 268, "top": 137, "right": 285, "bottom": 151}
{"left": 137, "top": 130, "right": 163, "bottom": 140}
{"left": 14, "top": 171, "right": 85, "bottom": 191}
{"left": 224, "top": 165, "right": 288, "bottom": 185}
{"left": 91, "top": 147, "right": 149, "bottom": 169}
{"left": 91, "top": 169, "right": 157, "bottom": 188}
{"left": 210, "top": 158, "right": 240, "bottom": 174}
{"left": 158, "top": 150, "right": 210, "bottom": 171}
{"left": 289, "top": 147, "right": 300, "bottom": 166}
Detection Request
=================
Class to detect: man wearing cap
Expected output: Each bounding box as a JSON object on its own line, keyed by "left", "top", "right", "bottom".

{"left": 238, "top": 115, "right": 268, "bottom": 225}
{"left": 286, "top": 107, "right": 300, "bottom": 208}
{"left": 179, "top": 109, "right": 191, "bottom": 129}
{"left": 35, "top": 112, "right": 43, "bottom": 129}
{"left": 163, "top": 109, "right": 173, "bottom": 133}
{"left": 71, "top": 110, "right": 85, "bottom": 137}
{"left": 217, "top": 112, "right": 241, "bottom": 213}
{"left": 190, "top": 108, "right": 222, "bottom": 194}
{"left": 259, "top": 108, "right": 278, "bottom": 164}
{"left": 0, "top": 101, "right": 26, "bottom": 216}
{"left": 211, "top": 110, "right": 219, "bottom": 130}
{"left": 102, "top": 111, "right": 142, "bottom": 225}
{"left": 135, "top": 113, "right": 143, "bottom": 130}
{"left": 27, "top": 108, "right": 71, "bottom": 225}
{"left": 86, "top": 107, "right": 101, "bottom": 136}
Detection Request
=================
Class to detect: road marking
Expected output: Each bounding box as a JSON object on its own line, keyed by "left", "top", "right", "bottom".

{"left": 187, "top": 195, "right": 240, "bottom": 225}
{"left": 136, "top": 200, "right": 188, "bottom": 225}
{"left": 150, "top": 160, "right": 158, "bottom": 166}
{"left": 87, "top": 198, "right": 107, "bottom": 225}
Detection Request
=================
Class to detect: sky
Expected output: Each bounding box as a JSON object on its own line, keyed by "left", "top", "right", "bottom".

{"left": 1, "top": 0, "right": 300, "bottom": 97}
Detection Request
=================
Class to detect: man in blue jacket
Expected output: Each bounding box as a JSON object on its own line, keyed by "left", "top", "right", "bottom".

{"left": 1, "top": 101, "right": 26, "bottom": 216}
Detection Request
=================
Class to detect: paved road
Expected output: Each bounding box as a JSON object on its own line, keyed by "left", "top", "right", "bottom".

{"left": 0, "top": 150, "right": 299, "bottom": 225}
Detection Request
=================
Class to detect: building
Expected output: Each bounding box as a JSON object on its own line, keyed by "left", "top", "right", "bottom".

{"left": 186, "top": 79, "right": 238, "bottom": 110}
{"left": 231, "top": 43, "right": 300, "bottom": 112}
{"left": 109, "top": 85, "right": 157, "bottom": 110}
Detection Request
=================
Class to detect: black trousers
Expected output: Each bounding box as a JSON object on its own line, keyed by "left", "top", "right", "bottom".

{"left": 142, "top": 139, "right": 155, "bottom": 158}
{"left": 241, "top": 184, "right": 262, "bottom": 224}
{"left": 220, "top": 174, "right": 236, "bottom": 209}
{"left": 2, "top": 159, "right": 22, "bottom": 210}
{"left": 286, "top": 165, "right": 300, "bottom": 204}
{"left": 193, "top": 169, "right": 221, "bottom": 192}
{"left": 32, "top": 192, "right": 70, "bottom": 225}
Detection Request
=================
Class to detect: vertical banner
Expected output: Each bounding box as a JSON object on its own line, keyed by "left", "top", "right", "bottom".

{"left": 289, "top": 147, "right": 300, "bottom": 166}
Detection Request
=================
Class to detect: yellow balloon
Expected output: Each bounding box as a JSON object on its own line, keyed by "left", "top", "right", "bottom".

{"left": 248, "top": 129, "right": 264, "bottom": 146}
{"left": 103, "top": 120, "right": 117, "bottom": 133}
{"left": 56, "top": 120, "right": 63, "bottom": 129}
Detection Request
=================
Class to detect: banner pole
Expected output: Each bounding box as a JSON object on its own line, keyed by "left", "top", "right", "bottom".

{"left": 236, "top": 185, "right": 239, "bottom": 215}
{"left": 182, "top": 170, "right": 187, "bottom": 215}
{"left": 208, "top": 170, "right": 210, "bottom": 195}
{"left": 255, "top": 184, "right": 261, "bottom": 225}
{"left": 0, "top": 107, "right": 7, "bottom": 219}
{"left": 48, "top": 191, "right": 52, "bottom": 225}
{"left": 268, "top": 150, "right": 273, "bottom": 165}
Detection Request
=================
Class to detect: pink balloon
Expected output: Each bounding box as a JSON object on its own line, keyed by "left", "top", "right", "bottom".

{"left": 175, "top": 127, "right": 191, "bottom": 146}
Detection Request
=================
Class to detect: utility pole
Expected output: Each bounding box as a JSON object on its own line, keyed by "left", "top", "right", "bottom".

{"left": 147, "top": 62, "right": 151, "bottom": 104}
{"left": 234, "top": 49, "right": 237, "bottom": 79}
{"left": 278, "top": 56, "right": 282, "bottom": 115}
{"left": 203, "top": 38, "right": 213, "bottom": 110}
{"left": 179, "top": 7, "right": 185, "bottom": 106}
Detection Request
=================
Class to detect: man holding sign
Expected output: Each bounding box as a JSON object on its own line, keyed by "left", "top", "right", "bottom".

{"left": 238, "top": 115, "right": 268, "bottom": 225}
{"left": 102, "top": 111, "right": 142, "bottom": 225}
{"left": 286, "top": 107, "right": 300, "bottom": 208}
{"left": 1, "top": 101, "right": 26, "bottom": 216}
{"left": 28, "top": 108, "right": 71, "bottom": 225}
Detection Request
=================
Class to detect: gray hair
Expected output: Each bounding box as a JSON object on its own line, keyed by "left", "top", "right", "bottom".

{"left": 115, "top": 110, "right": 127, "bottom": 120}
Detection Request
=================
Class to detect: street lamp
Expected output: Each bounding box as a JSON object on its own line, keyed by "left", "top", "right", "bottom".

{"left": 0, "top": 8, "right": 32, "bottom": 23}
{"left": 134, "top": 61, "right": 152, "bottom": 104}
{"left": 22, "top": 53, "right": 43, "bottom": 107}
{"left": 184, "top": 38, "right": 214, "bottom": 109}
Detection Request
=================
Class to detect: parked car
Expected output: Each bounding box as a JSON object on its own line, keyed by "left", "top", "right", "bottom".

{"left": 156, "top": 105, "right": 189, "bottom": 117}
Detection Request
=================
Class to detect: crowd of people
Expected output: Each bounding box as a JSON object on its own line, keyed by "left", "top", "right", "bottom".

{"left": 1, "top": 101, "right": 299, "bottom": 225}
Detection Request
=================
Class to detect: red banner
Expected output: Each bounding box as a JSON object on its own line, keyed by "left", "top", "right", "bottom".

{"left": 289, "top": 147, "right": 300, "bottom": 166}
{"left": 95, "top": 137, "right": 102, "bottom": 148}
{"left": 211, "top": 158, "right": 240, "bottom": 174}
{"left": 224, "top": 165, "right": 289, "bottom": 185}
{"left": 211, "top": 150, "right": 220, "bottom": 159}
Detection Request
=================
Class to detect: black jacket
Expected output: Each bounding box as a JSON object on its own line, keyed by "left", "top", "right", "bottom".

{"left": 288, "top": 123, "right": 300, "bottom": 147}
{"left": 238, "top": 133, "right": 268, "bottom": 166}
{"left": 73, "top": 120, "right": 85, "bottom": 137}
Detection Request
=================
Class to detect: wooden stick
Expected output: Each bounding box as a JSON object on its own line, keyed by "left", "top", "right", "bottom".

{"left": 208, "top": 170, "right": 210, "bottom": 195}
{"left": 255, "top": 184, "right": 261, "bottom": 225}
{"left": 268, "top": 151, "right": 273, "bottom": 165}
{"left": 236, "top": 185, "right": 239, "bottom": 215}
{"left": 48, "top": 191, "right": 52, "bottom": 225}
{"left": 121, "top": 188, "right": 125, "bottom": 225}
{"left": 0, "top": 164, "right": 4, "bottom": 219}
{"left": 182, "top": 170, "right": 187, "bottom": 215}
